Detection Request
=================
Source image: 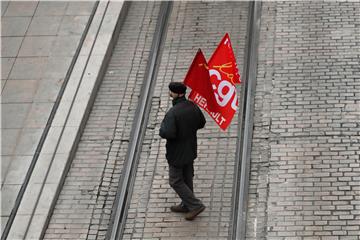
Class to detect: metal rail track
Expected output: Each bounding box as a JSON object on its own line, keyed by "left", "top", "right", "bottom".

{"left": 107, "top": 2, "right": 260, "bottom": 239}
{"left": 231, "top": 2, "right": 262, "bottom": 240}
{"left": 106, "top": 2, "right": 173, "bottom": 240}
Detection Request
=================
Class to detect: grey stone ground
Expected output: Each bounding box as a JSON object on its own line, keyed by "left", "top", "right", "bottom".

{"left": 122, "top": 2, "right": 248, "bottom": 240}
{"left": 1, "top": 1, "right": 95, "bottom": 235}
{"left": 1, "top": 1, "right": 359, "bottom": 240}
{"left": 247, "top": 1, "right": 360, "bottom": 239}
{"left": 44, "top": 2, "right": 160, "bottom": 239}
{"left": 122, "top": 1, "right": 248, "bottom": 239}
{"left": 44, "top": 1, "right": 248, "bottom": 239}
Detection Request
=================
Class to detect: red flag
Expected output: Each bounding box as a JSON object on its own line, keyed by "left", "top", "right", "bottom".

{"left": 183, "top": 49, "right": 218, "bottom": 112}
{"left": 209, "top": 33, "right": 241, "bottom": 85}
{"left": 189, "top": 34, "right": 240, "bottom": 130}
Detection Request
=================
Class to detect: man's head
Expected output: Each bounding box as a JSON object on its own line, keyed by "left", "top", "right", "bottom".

{"left": 168, "top": 82, "right": 186, "bottom": 99}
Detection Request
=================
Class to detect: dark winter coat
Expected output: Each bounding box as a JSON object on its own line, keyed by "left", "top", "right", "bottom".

{"left": 159, "top": 96, "right": 206, "bottom": 167}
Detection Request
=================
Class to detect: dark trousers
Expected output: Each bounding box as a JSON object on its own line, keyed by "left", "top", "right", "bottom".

{"left": 169, "top": 164, "right": 203, "bottom": 211}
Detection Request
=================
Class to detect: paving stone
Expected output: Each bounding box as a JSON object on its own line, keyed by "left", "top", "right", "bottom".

{"left": 14, "top": 128, "right": 43, "bottom": 155}
{"left": 1, "top": 129, "right": 21, "bottom": 156}
{"left": 1, "top": 58, "right": 15, "bottom": 80}
{"left": 8, "top": 57, "right": 48, "bottom": 80}
{"left": 1, "top": 217, "right": 8, "bottom": 236}
{"left": 1, "top": 103, "right": 31, "bottom": 129}
{"left": 1, "top": 80, "right": 39, "bottom": 103}
{"left": 18, "top": 36, "right": 55, "bottom": 57}
{"left": 1, "top": 2, "right": 101, "bottom": 238}
{"left": 66, "top": 2, "right": 96, "bottom": 16}
{"left": 35, "top": 1, "right": 68, "bottom": 16}
{"left": 1, "top": 16, "right": 31, "bottom": 36}
{"left": 24, "top": 102, "right": 54, "bottom": 128}
{"left": 33, "top": 78, "right": 64, "bottom": 103}
{"left": 50, "top": 36, "right": 81, "bottom": 56}
{"left": 1, "top": 1, "right": 9, "bottom": 16}
{"left": 3, "top": 1, "right": 37, "bottom": 17}
{"left": 1, "top": 156, "right": 12, "bottom": 183}
{"left": 58, "top": 16, "right": 90, "bottom": 35}
{"left": 3, "top": 155, "right": 32, "bottom": 185}
{"left": 1, "top": 37, "right": 23, "bottom": 57}
{"left": 42, "top": 57, "right": 73, "bottom": 79}
{"left": 246, "top": 1, "right": 360, "bottom": 239}
{"left": 1, "top": 184, "right": 21, "bottom": 216}
{"left": 27, "top": 16, "right": 62, "bottom": 36}
{"left": 1, "top": 79, "right": 6, "bottom": 92}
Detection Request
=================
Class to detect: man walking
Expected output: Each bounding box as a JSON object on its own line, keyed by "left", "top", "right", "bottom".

{"left": 159, "top": 82, "right": 206, "bottom": 221}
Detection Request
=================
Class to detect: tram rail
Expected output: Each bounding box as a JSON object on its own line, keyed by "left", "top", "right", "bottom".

{"left": 106, "top": 1, "right": 261, "bottom": 239}
{"left": 5, "top": 1, "right": 356, "bottom": 239}
{"left": 231, "top": 2, "right": 262, "bottom": 240}
{"left": 106, "top": 2, "right": 173, "bottom": 240}
{"left": 105, "top": 1, "right": 261, "bottom": 239}
{"left": 38, "top": 1, "right": 256, "bottom": 239}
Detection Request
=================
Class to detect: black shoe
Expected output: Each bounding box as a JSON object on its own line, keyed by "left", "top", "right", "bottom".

{"left": 185, "top": 205, "right": 205, "bottom": 220}
{"left": 170, "top": 204, "right": 189, "bottom": 213}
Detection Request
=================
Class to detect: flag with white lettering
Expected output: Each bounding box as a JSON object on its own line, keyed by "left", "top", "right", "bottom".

{"left": 187, "top": 33, "right": 241, "bottom": 130}
{"left": 183, "top": 49, "right": 218, "bottom": 112}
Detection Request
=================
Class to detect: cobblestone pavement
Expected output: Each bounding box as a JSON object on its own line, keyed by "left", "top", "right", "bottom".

{"left": 122, "top": 2, "right": 248, "bottom": 239}
{"left": 44, "top": 1, "right": 249, "bottom": 239}
{"left": 44, "top": 2, "right": 161, "bottom": 239}
{"left": 247, "top": 1, "right": 360, "bottom": 239}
